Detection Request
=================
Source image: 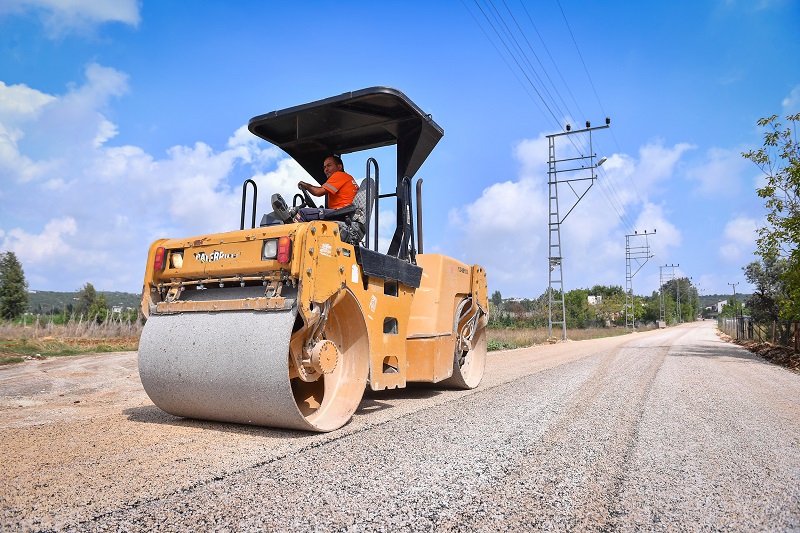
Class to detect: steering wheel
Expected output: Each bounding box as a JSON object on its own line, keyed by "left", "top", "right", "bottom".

{"left": 271, "top": 193, "right": 291, "bottom": 222}
{"left": 298, "top": 184, "right": 317, "bottom": 209}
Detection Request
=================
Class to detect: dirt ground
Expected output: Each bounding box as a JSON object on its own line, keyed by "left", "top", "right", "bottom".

{"left": 716, "top": 330, "right": 800, "bottom": 373}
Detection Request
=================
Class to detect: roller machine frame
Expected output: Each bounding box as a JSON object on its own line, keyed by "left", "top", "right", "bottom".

{"left": 138, "top": 87, "right": 488, "bottom": 431}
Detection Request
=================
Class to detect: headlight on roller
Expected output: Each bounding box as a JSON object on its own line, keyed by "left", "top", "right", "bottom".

{"left": 262, "top": 239, "right": 278, "bottom": 260}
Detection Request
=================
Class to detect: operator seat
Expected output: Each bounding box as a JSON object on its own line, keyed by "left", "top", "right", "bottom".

{"left": 317, "top": 177, "right": 375, "bottom": 246}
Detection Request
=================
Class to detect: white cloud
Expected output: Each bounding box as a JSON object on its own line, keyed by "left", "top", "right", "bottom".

{"left": 446, "top": 135, "right": 695, "bottom": 297}
{"left": 685, "top": 147, "right": 751, "bottom": 196}
{"left": 447, "top": 176, "right": 547, "bottom": 293}
{"left": 0, "top": 0, "right": 140, "bottom": 35}
{"left": 0, "top": 81, "right": 56, "bottom": 117}
{"left": 636, "top": 202, "right": 681, "bottom": 257}
{"left": 783, "top": 85, "right": 800, "bottom": 114}
{"left": 0, "top": 65, "right": 310, "bottom": 291}
{"left": 0, "top": 63, "right": 129, "bottom": 185}
{"left": 718, "top": 216, "right": 758, "bottom": 262}
{"left": 636, "top": 140, "right": 695, "bottom": 194}
{"left": 0, "top": 217, "right": 78, "bottom": 265}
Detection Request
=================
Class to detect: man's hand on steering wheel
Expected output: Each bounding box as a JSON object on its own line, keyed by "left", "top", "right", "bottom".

{"left": 298, "top": 182, "right": 318, "bottom": 209}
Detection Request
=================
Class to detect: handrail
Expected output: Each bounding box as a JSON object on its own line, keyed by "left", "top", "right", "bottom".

{"left": 366, "top": 158, "right": 379, "bottom": 251}
{"left": 240, "top": 179, "right": 257, "bottom": 230}
{"left": 415, "top": 178, "right": 424, "bottom": 254}
{"left": 404, "top": 176, "right": 417, "bottom": 264}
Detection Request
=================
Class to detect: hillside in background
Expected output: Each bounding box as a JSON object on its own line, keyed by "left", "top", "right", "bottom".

{"left": 27, "top": 290, "right": 140, "bottom": 314}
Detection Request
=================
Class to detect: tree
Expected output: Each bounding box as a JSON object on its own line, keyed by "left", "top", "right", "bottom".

{"left": 640, "top": 291, "right": 662, "bottom": 324}
{"left": 660, "top": 277, "right": 696, "bottom": 323}
{"left": 89, "top": 293, "right": 109, "bottom": 322}
{"left": 0, "top": 251, "right": 29, "bottom": 320}
{"left": 565, "top": 288, "right": 591, "bottom": 328}
{"left": 589, "top": 285, "right": 625, "bottom": 326}
{"left": 491, "top": 290, "right": 502, "bottom": 308}
{"left": 742, "top": 113, "right": 800, "bottom": 321}
{"left": 743, "top": 256, "right": 788, "bottom": 324}
{"left": 76, "top": 283, "right": 97, "bottom": 315}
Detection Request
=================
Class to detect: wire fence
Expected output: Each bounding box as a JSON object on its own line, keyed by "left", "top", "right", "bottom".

{"left": 718, "top": 317, "right": 799, "bottom": 352}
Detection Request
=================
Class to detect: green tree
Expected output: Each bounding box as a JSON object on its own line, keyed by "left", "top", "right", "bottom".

{"left": 491, "top": 290, "right": 502, "bottom": 308}
{"left": 743, "top": 256, "right": 788, "bottom": 324}
{"left": 89, "top": 293, "right": 109, "bottom": 322}
{"left": 589, "top": 285, "right": 625, "bottom": 326}
{"left": 742, "top": 113, "right": 800, "bottom": 321}
{"left": 640, "top": 291, "right": 662, "bottom": 324}
{"left": 76, "top": 283, "right": 97, "bottom": 315}
{"left": 718, "top": 298, "right": 744, "bottom": 318}
{"left": 0, "top": 251, "right": 29, "bottom": 320}
{"left": 565, "top": 288, "right": 591, "bottom": 328}
{"left": 660, "top": 277, "right": 696, "bottom": 323}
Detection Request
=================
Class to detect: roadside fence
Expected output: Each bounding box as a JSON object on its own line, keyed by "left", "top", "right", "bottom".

{"left": 718, "top": 317, "right": 799, "bottom": 352}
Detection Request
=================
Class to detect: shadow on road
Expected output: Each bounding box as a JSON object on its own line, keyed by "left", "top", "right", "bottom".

{"left": 122, "top": 405, "right": 315, "bottom": 440}
{"left": 356, "top": 385, "right": 442, "bottom": 415}
{"left": 672, "top": 342, "right": 774, "bottom": 366}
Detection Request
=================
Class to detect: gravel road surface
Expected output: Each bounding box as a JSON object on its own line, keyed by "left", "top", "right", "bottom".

{"left": 1, "top": 320, "right": 798, "bottom": 531}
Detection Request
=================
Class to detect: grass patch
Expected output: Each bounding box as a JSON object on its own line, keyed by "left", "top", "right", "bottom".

{"left": 0, "top": 337, "right": 139, "bottom": 363}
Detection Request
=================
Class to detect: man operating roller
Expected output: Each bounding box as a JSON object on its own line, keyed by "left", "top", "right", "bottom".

{"left": 294, "top": 155, "right": 359, "bottom": 221}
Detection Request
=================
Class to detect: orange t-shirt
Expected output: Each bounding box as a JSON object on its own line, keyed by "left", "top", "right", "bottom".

{"left": 322, "top": 171, "right": 359, "bottom": 209}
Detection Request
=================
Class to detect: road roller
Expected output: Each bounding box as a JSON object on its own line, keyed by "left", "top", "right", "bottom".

{"left": 138, "top": 87, "right": 488, "bottom": 432}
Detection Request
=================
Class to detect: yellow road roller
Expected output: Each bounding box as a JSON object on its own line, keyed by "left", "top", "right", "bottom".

{"left": 138, "top": 87, "right": 488, "bottom": 431}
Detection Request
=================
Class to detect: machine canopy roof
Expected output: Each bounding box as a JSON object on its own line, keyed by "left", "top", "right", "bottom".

{"left": 248, "top": 87, "right": 444, "bottom": 185}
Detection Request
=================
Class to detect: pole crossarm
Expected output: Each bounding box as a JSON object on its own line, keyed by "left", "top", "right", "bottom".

{"left": 546, "top": 123, "right": 610, "bottom": 138}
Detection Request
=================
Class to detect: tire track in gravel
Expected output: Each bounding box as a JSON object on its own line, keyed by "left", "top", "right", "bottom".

{"left": 456, "top": 335, "right": 672, "bottom": 530}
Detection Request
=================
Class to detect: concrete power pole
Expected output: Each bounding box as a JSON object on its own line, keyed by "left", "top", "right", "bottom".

{"left": 546, "top": 119, "right": 609, "bottom": 341}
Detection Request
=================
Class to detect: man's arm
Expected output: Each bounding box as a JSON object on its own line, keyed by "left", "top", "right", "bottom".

{"left": 298, "top": 181, "right": 327, "bottom": 197}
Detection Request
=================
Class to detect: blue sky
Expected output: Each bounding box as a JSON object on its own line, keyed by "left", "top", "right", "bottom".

{"left": 1, "top": 0, "right": 798, "bottom": 299}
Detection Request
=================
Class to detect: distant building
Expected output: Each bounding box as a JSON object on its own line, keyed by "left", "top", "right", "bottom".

{"left": 588, "top": 295, "right": 602, "bottom": 306}
{"left": 715, "top": 300, "right": 728, "bottom": 313}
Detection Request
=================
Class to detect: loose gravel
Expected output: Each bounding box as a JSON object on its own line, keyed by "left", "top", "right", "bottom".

{"left": 1, "top": 321, "right": 798, "bottom": 531}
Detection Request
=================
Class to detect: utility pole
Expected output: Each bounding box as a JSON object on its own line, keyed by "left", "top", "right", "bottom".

{"left": 728, "top": 282, "right": 740, "bottom": 340}
{"left": 662, "top": 264, "right": 678, "bottom": 324}
{"left": 684, "top": 276, "right": 692, "bottom": 322}
{"left": 658, "top": 265, "right": 669, "bottom": 324}
{"left": 547, "top": 119, "right": 610, "bottom": 341}
{"left": 624, "top": 230, "right": 655, "bottom": 331}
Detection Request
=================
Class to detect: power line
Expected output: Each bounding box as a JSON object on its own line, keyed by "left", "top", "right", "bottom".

{"left": 462, "top": 0, "right": 643, "bottom": 234}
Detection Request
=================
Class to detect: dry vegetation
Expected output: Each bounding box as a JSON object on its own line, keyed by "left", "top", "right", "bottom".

{"left": 2, "top": 316, "right": 633, "bottom": 364}
{"left": 0, "top": 315, "right": 142, "bottom": 365}
{"left": 488, "top": 326, "right": 629, "bottom": 350}
{"left": 4, "top": 314, "right": 795, "bottom": 373}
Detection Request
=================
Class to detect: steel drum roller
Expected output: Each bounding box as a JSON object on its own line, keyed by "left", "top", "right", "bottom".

{"left": 138, "top": 298, "right": 369, "bottom": 432}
